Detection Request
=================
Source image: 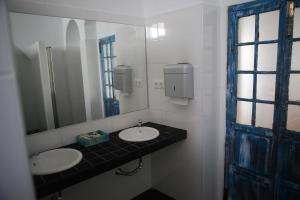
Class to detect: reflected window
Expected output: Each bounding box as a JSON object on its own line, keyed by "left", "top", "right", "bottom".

{"left": 99, "top": 35, "right": 120, "bottom": 117}
{"left": 148, "top": 22, "right": 166, "bottom": 39}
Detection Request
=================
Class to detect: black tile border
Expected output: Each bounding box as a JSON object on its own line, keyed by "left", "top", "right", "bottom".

{"left": 33, "top": 122, "right": 187, "bottom": 198}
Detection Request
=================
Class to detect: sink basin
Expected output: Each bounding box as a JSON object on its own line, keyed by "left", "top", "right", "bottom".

{"left": 119, "top": 126, "right": 159, "bottom": 142}
{"left": 30, "top": 148, "right": 82, "bottom": 175}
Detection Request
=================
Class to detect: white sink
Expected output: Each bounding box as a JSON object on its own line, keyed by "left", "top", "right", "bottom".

{"left": 119, "top": 126, "right": 159, "bottom": 142}
{"left": 30, "top": 148, "right": 82, "bottom": 175}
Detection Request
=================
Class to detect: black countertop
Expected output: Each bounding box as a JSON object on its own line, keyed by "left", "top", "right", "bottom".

{"left": 33, "top": 122, "right": 187, "bottom": 198}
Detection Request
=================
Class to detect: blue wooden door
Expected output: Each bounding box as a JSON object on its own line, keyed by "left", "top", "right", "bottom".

{"left": 226, "top": 0, "right": 300, "bottom": 199}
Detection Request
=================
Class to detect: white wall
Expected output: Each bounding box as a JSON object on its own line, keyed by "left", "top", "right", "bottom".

{"left": 145, "top": 3, "right": 221, "bottom": 200}
{"left": 0, "top": 0, "right": 36, "bottom": 199}
{"left": 143, "top": 0, "right": 221, "bottom": 17}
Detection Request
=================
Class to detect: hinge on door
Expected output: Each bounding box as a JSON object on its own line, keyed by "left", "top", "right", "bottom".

{"left": 287, "top": 0, "right": 295, "bottom": 36}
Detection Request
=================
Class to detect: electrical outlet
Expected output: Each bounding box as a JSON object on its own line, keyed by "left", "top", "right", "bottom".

{"left": 135, "top": 79, "right": 143, "bottom": 88}
{"left": 154, "top": 80, "right": 164, "bottom": 89}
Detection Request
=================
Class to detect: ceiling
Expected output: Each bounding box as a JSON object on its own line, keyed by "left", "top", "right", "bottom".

{"left": 9, "top": 0, "right": 222, "bottom": 18}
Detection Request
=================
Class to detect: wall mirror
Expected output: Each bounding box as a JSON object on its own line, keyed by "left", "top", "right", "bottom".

{"left": 9, "top": 12, "right": 148, "bottom": 134}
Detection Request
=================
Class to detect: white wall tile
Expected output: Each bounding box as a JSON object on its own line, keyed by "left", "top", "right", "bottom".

{"left": 0, "top": 1, "right": 35, "bottom": 197}
{"left": 26, "top": 109, "right": 150, "bottom": 154}
{"left": 27, "top": 131, "right": 62, "bottom": 155}
{"left": 147, "top": 4, "right": 221, "bottom": 200}
{"left": 143, "top": 0, "right": 220, "bottom": 18}
{"left": 41, "top": 156, "right": 152, "bottom": 200}
{"left": 112, "top": 109, "right": 150, "bottom": 131}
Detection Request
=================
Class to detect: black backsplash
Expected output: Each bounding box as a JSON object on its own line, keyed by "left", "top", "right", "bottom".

{"left": 33, "top": 122, "right": 187, "bottom": 198}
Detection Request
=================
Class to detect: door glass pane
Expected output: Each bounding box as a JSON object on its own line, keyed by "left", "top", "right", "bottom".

{"left": 238, "top": 15, "right": 255, "bottom": 43}
{"left": 294, "top": 8, "right": 300, "bottom": 38}
{"left": 107, "top": 58, "right": 111, "bottom": 71}
{"left": 237, "top": 74, "right": 253, "bottom": 99}
{"left": 256, "top": 103, "right": 274, "bottom": 129}
{"left": 291, "top": 42, "right": 300, "bottom": 70}
{"left": 107, "top": 44, "right": 110, "bottom": 56}
{"left": 257, "top": 43, "right": 278, "bottom": 71}
{"left": 103, "top": 46, "right": 107, "bottom": 57}
{"left": 238, "top": 45, "right": 254, "bottom": 70}
{"left": 236, "top": 101, "right": 252, "bottom": 125}
{"left": 287, "top": 105, "right": 300, "bottom": 132}
{"left": 259, "top": 10, "right": 279, "bottom": 41}
{"left": 109, "top": 72, "right": 112, "bottom": 85}
{"left": 105, "top": 73, "right": 109, "bottom": 84}
{"left": 110, "top": 86, "right": 113, "bottom": 98}
{"left": 106, "top": 86, "right": 110, "bottom": 98}
{"left": 289, "top": 74, "right": 300, "bottom": 101}
{"left": 257, "top": 75, "right": 276, "bottom": 101}
{"left": 104, "top": 59, "right": 108, "bottom": 71}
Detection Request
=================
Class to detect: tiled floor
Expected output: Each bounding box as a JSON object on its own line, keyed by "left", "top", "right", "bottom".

{"left": 132, "top": 189, "right": 175, "bottom": 200}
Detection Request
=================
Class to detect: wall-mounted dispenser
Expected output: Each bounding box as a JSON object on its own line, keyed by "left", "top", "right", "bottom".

{"left": 113, "top": 65, "right": 132, "bottom": 94}
{"left": 164, "top": 63, "right": 193, "bottom": 105}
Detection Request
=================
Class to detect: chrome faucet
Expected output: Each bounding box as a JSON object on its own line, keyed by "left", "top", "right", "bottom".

{"left": 137, "top": 119, "right": 142, "bottom": 127}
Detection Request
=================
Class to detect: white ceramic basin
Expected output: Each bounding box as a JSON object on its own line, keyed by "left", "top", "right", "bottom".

{"left": 30, "top": 148, "right": 82, "bottom": 175}
{"left": 119, "top": 126, "right": 159, "bottom": 142}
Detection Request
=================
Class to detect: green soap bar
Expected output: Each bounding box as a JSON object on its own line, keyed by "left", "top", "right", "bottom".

{"left": 77, "top": 130, "right": 109, "bottom": 147}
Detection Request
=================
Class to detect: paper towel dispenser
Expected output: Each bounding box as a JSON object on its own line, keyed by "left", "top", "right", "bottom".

{"left": 164, "top": 63, "right": 194, "bottom": 99}
{"left": 113, "top": 65, "right": 132, "bottom": 93}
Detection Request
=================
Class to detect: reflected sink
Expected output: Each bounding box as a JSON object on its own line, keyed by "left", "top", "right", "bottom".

{"left": 30, "top": 148, "right": 82, "bottom": 175}
{"left": 119, "top": 127, "right": 159, "bottom": 142}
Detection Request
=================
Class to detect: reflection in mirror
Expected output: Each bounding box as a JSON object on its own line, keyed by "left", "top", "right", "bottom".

{"left": 9, "top": 12, "right": 148, "bottom": 134}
